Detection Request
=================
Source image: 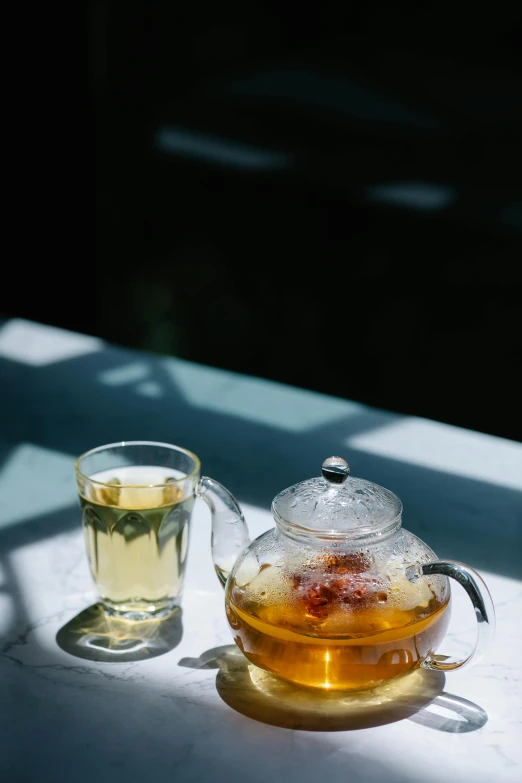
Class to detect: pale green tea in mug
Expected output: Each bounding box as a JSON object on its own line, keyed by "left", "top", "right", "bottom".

{"left": 76, "top": 443, "right": 200, "bottom": 620}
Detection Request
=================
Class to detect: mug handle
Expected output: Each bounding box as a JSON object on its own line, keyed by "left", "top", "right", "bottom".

{"left": 197, "top": 476, "right": 250, "bottom": 588}
{"left": 405, "top": 560, "right": 495, "bottom": 671}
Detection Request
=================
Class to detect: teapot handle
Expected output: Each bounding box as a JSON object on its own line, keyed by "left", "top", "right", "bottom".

{"left": 406, "top": 560, "right": 495, "bottom": 671}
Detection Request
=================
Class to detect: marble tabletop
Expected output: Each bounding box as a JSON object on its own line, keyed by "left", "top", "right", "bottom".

{"left": 1, "top": 319, "right": 521, "bottom": 782}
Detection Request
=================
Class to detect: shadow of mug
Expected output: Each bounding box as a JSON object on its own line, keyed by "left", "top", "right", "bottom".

{"left": 56, "top": 604, "right": 183, "bottom": 662}
{"left": 178, "top": 645, "right": 487, "bottom": 732}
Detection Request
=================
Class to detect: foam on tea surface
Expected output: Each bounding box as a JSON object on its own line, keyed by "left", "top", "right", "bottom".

{"left": 85, "top": 466, "right": 188, "bottom": 509}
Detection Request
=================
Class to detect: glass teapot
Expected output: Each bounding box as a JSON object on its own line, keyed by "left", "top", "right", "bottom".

{"left": 198, "top": 457, "right": 495, "bottom": 691}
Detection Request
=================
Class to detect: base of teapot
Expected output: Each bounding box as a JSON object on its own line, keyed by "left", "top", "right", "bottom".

{"left": 246, "top": 657, "right": 428, "bottom": 693}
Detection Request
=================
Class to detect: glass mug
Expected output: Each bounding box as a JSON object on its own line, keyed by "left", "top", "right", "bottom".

{"left": 75, "top": 441, "right": 202, "bottom": 620}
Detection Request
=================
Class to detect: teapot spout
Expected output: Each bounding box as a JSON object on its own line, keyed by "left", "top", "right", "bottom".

{"left": 197, "top": 476, "right": 250, "bottom": 587}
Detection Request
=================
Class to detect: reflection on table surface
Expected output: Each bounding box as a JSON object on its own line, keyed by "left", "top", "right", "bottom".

{"left": 57, "top": 604, "right": 183, "bottom": 663}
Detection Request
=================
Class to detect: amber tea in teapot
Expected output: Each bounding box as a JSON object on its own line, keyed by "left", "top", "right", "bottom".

{"left": 226, "top": 550, "right": 450, "bottom": 690}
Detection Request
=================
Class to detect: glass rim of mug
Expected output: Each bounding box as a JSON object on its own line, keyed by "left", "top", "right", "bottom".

{"left": 75, "top": 440, "right": 201, "bottom": 488}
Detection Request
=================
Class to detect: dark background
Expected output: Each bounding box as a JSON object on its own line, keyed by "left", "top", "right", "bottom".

{"left": 5, "top": 2, "right": 522, "bottom": 441}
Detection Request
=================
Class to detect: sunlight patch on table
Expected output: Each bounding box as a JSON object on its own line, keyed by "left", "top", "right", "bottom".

{"left": 346, "top": 418, "right": 522, "bottom": 490}
{"left": 98, "top": 362, "right": 150, "bottom": 386}
{"left": 0, "top": 319, "right": 103, "bottom": 366}
{"left": 0, "top": 443, "right": 77, "bottom": 529}
{"left": 0, "top": 588, "right": 13, "bottom": 638}
{"left": 98, "top": 362, "right": 164, "bottom": 398}
{"left": 164, "top": 358, "right": 364, "bottom": 432}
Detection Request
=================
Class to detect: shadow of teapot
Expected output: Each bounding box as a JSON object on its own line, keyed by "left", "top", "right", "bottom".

{"left": 178, "top": 645, "right": 487, "bottom": 733}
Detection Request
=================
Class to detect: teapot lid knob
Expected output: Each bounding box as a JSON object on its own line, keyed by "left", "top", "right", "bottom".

{"left": 321, "top": 456, "right": 350, "bottom": 484}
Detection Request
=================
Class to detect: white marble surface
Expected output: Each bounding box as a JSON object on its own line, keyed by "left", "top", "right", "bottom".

{"left": 1, "top": 320, "right": 521, "bottom": 782}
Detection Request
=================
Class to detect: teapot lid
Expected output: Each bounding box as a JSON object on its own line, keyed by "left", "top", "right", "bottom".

{"left": 272, "top": 457, "right": 402, "bottom": 540}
